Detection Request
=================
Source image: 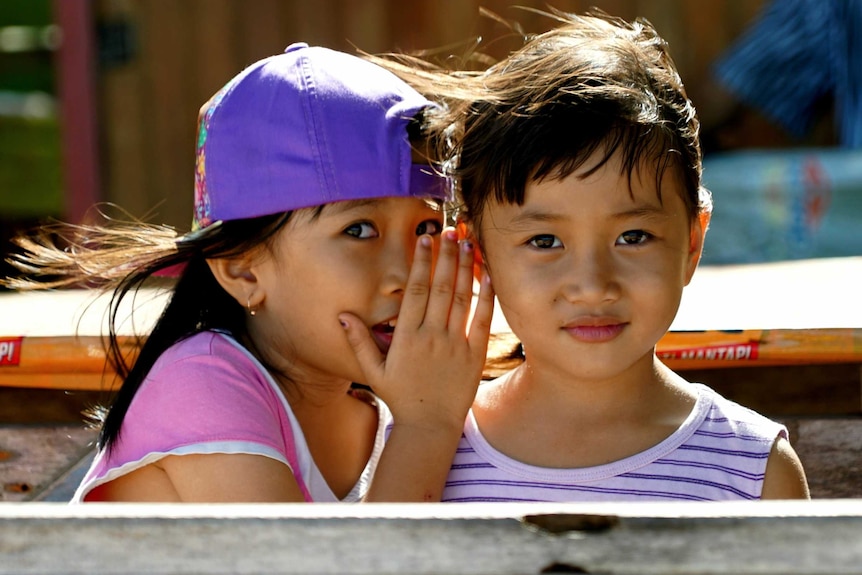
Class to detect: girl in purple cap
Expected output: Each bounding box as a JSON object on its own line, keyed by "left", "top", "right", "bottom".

{"left": 4, "top": 44, "right": 494, "bottom": 503}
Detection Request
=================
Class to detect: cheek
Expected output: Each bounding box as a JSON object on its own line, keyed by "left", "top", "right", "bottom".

{"left": 485, "top": 258, "right": 542, "bottom": 319}
{"left": 271, "top": 255, "right": 356, "bottom": 308}
{"left": 623, "top": 255, "right": 686, "bottom": 313}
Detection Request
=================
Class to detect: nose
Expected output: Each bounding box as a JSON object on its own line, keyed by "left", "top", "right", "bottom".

{"left": 379, "top": 234, "right": 413, "bottom": 296}
{"left": 559, "top": 246, "right": 621, "bottom": 304}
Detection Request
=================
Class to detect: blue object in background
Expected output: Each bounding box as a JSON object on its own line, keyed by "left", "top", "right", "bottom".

{"left": 714, "top": 0, "right": 862, "bottom": 149}
{"left": 701, "top": 149, "right": 862, "bottom": 265}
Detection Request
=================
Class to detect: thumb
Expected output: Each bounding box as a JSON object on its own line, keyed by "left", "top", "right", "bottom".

{"left": 338, "top": 313, "right": 385, "bottom": 384}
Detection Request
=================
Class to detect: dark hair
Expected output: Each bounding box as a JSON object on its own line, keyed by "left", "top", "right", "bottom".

{"left": 464, "top": 11, "right": 708, "bottom": 230}
{"left": 4, "top": 211, "right": 292, "bottom": 451}
{"left": 370, "top": 9, "right": 710, "bottom": 232}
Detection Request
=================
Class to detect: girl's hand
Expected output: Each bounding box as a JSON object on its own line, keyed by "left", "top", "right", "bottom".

{"left": 338, "top": 227, "right": 494, "bottom": 501}
{"left": 339, "top": 227, "right": 494, "bottom": 431}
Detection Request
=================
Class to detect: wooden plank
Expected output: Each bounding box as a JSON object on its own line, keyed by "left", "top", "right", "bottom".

{"left": 138, "top": 1, "right": 195, "bottom": 230}
{"left": 95, "top": 0, "right": 149, "bottom": 222}
{"left": 2, "top": 328, "right": 860, "bottom": 392}
{"left": 188, "top": 0, "right": 239, "bottom": 105}
{"left": 53, "top": 0, "right": 101, "bottom": 225}
{"left": 681, "top": 363, "right": 862, "bottom": 417}
{"left": 288, "top": 0, "right": 344, "bottom": 51}
{"left": 485, "top": 328, "right": 862, "bottom": 376}
{"left": 0, "top": 387, "right": 107, "bottom": 424}
{"left": 237, "top": 0, "right": 290, "bottom": 65}
{"left": 2, "top": 501, "right": 862, "bottom": 574}
{"left": 790, "top": 419, "right": 862, "bottom": 499}
{"left": 0, "top": 426, "right": 97, "bottom": 502}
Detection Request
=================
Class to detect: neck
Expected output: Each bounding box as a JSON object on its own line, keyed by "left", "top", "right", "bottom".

{"left": 240, "top": 331, "right": 355, "bottom": 408}
{"left": 494, "top": 351, "right": 697, "bottom": 434}
{"left": 473, "top": 353, "right": 697, "bottom": 468}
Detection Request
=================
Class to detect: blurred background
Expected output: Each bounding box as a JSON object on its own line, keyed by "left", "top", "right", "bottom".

{"left": 1, "top": 0, "right": 860, "bottom": 279}
{"left": 2, "top": 0, "right": 861, "bottom": 503}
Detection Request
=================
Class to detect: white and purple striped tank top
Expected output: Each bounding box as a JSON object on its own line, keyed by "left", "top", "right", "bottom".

{"left": 442, "top": 383, "right": 787, "bottom": 502}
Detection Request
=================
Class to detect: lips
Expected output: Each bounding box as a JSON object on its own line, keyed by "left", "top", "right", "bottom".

{"left": 562, "top": 317, "right": 626, "bottom": 343}
{"left": 370, "top": 318, "right": 397, "bottom": 354}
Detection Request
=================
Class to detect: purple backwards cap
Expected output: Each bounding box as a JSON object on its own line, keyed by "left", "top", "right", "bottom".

{"left": 191, "top": 42, "right": 451, "bottom": 231}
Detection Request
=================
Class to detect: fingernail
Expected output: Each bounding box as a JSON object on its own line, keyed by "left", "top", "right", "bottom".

{"left": 443, "top": 229, "right": 458, "bottom": 242}
{"left": 461, "top": 240, "right": 473, "bottom": 253}
{"left": 419, "top": 235, "right": 432, "bottom": 248}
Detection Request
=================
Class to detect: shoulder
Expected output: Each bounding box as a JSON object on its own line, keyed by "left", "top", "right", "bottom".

{"left": 692, "top": 384, "right": 809, "bottom": 499}
{"left": 761, "top": 436, "right": 810, "bottom": 499}
{"left": 151, "top": 331, "right": 253, "bottom": 372}
{"left": 128, "top": 331, "right": 286, "bottom": 434}
{"left": 692, "top": 383, "right": 786, "bottom": 439}
{"left": 146, "top": 332, "right": 271, "bottom": 398}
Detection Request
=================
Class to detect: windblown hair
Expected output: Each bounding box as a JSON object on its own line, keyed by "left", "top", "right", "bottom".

{"left": 370, "top": 8, "right": 711, "bottom": 231}
{"left": 2, "top": 109, "right": 439, "bottom": 451}
{"left": 4, "top": 209, "right": 293, "bottom": 451}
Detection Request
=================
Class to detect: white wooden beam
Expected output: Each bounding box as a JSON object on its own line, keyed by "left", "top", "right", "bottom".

{"left": 2, "top": 501, "right": 862, "bottom": 574}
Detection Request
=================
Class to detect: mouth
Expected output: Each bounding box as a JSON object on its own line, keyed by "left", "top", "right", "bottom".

{"left": 562, "top": 316, "right": 627, "bottom": 343}
{"left": 370, "top": 318, "right": 398, "bottom": 354}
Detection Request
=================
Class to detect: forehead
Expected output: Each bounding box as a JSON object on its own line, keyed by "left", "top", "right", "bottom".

{"left": 295, "top": 197, "right": 443, "bottom": 221}
{"left": 482, "top": 157, "right": 687, "bottom": 231}
{"left": 529, "top": 151, "right": 684, "bottom": 206}
{"left": 320, "top": 198, "right": 381, "bottom": 216}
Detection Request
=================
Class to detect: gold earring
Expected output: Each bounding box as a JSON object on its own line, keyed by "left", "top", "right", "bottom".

{"left": 247, "top": 297, "right": 257, "bottom": 316}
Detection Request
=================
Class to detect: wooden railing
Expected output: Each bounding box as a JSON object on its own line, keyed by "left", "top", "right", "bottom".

{"left": 2, "top": 501, "right": 862, "bottom": 574}
{"left": 3, "top": 328, "right": 862, "bottom": 392}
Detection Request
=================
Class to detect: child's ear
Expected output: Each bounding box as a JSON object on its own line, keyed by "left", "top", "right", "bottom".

{"left": 207, "top": 256, "right": 264, "bottom": 310}
{"left": 684, "top": 210, "right": 711, "bottom": 285}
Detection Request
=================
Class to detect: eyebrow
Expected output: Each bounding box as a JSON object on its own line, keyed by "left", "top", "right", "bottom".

{"left": 613, "top": 205, "right": 670, "bottom": 221}
{"left": 507, "top": 210, "right": 568, "bottom": 227}
{"left": 506, "top": 204, "right": 669, "bottom": 227}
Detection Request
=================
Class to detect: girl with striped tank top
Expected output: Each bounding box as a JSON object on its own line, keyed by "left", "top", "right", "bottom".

{"left": 378, "top": 9, "right": 810, "bottom": 501}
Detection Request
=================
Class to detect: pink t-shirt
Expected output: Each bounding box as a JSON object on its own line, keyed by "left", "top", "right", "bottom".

{"left": 72, "top": 331, "right": 390, "bottom": 503}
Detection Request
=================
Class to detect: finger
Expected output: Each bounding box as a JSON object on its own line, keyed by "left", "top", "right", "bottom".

{"left": 447, "top": 239, "right": 479, "bottom": 335}
{"left": 423, "top": 227, "right": 460, "bottom": 330}
{"left": 467, "top": 269, "right": 495, "bottom": 355}
{"left": 339, "top": 313, "right": 385, "bottom": 384}
{"left": 395, "top": 235, "right": 434, "bottom": 329}
{"left": 472, "top": 241, "right": 486, "bottom": 286}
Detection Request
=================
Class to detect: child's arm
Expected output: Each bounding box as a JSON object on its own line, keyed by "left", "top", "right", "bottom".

{"left": 761, "top": 437, "right": 811, "bottom": 499}
{"left": 90, "top": 454, "right": 307, "bottom": 502}
{"left": 339, "top": 228, "right": 494, "bottom": 502}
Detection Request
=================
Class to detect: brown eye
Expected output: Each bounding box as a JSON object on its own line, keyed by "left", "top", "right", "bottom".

{"left": 529, "top": 235, "right": 561, "bottom": 249}
{"left": 344, "top": 222, "right": 378, "bottom": 238}
{"left": 617, "top": 230, "right": 651, "bottom": 245}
